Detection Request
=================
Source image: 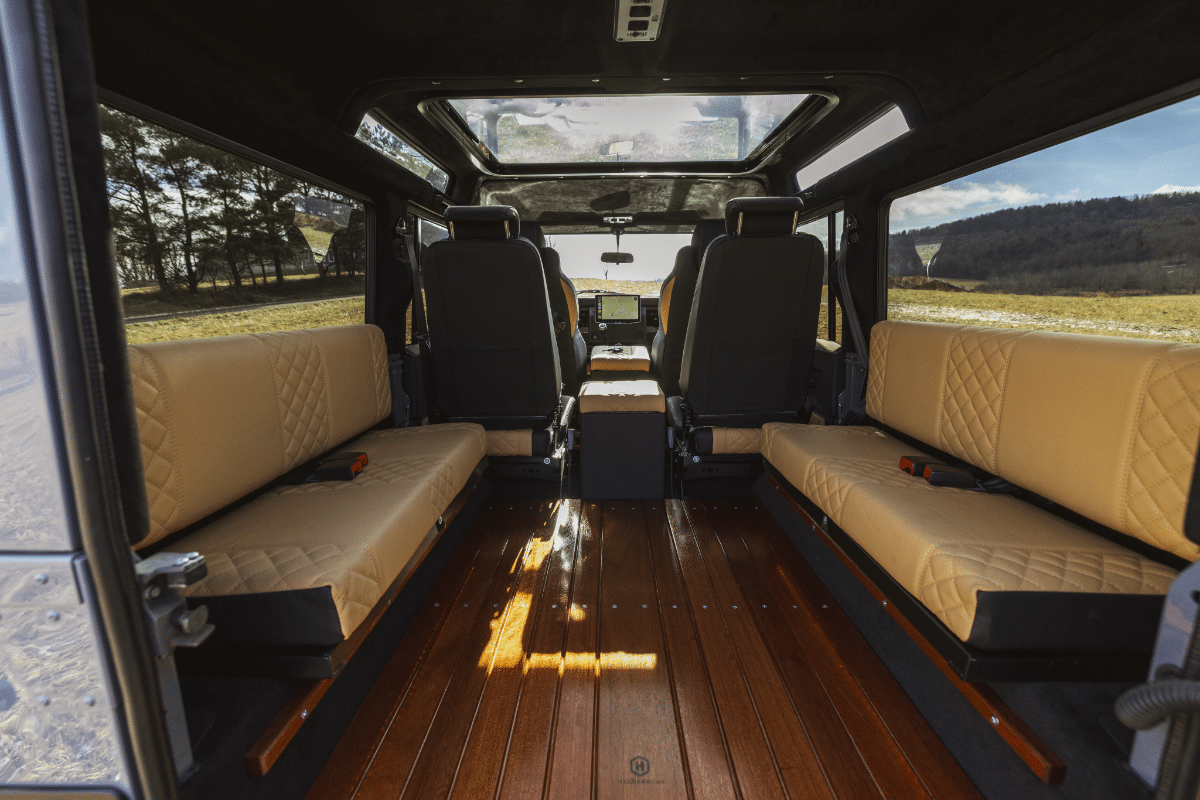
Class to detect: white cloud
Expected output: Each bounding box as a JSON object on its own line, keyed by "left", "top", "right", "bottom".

{"left": 1152, "top": 183, "right": 1200, "bottom": 194}
{"left": 890, "top": 181, "right": 1046, "bottom": 222}
{"left": 1053, "top": 189, "right": 1082, "bottom": 202}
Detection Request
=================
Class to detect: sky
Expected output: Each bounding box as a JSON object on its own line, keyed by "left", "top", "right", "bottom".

{"left": 888, "top": 93, "right": 1200, "bottom": 234}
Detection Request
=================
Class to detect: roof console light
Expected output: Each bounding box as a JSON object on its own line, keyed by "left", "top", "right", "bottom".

{"left": 614, "top": 0, "right": 666, "bottom": 42}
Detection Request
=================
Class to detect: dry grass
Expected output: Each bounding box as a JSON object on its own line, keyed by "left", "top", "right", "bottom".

{"left": 124, "top": 296, "right": 366, "bottom": 344}
{"left": 123, "top": 281, "right": 1200, "bottom": 348}
{"left": 122, "top": 274, "right": 364, "bottom": 318}
{"left": 571, "top": 279, "right": 663, "bottom": 297}
{"left": 890, "top": 289, "right": 1200, "bottom": 342}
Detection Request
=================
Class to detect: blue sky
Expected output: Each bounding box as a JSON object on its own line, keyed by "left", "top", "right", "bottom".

{"left": 889, "top": 93, "right": 1200, "bottom": 234}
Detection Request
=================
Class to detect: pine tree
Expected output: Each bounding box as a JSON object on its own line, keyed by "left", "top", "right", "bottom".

{"left": 99, "top": 107, "right": 171, "bottom": 293}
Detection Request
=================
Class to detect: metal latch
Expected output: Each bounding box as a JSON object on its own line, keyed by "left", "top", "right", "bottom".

{"left": 135, "top": 551, "right": 214, "bottom": 656}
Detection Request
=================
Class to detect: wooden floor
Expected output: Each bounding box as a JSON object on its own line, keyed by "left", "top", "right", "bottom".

{"left": 307, "top": 499, "right": 983, "bottom": 800}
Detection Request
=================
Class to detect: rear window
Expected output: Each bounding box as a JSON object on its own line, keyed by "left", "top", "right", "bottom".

{"left": 101, "top": 105, "right": 368, "bottom": 344}
{"left": 887, "top": 92, "right": 1200, "bottom": 342}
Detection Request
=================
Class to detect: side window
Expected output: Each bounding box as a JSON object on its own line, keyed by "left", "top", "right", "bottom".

{"left": 797, "top": 210, "right": 844, "bottom": 342}
{"left": 101, "top": 105, "right": 367, "bottom": 344}
{"left": 888, "top": 92, "right": 1200, "bottom": 342}
{"left": 357, "top": 113, "right": 450, "bottom": 193}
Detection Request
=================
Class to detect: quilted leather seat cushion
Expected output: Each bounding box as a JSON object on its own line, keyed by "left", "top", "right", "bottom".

{"left": 181, "top": 423, "right": 486, "bottom": 644}
{"left": 339, "top": 423, "right": 488, "bottom": 488}
{"left": 763, "top": 423, "right": 1178, "bottom": 650}
{"left": 866, "top": 321, "right": 1200, "bottom": 562}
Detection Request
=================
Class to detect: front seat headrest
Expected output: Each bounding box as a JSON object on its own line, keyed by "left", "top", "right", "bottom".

{"left": 519, "top": 222, "right": 546, "bottom": 248}
{"left": 445, "top": 205, "right": 521, "bottom": 240}
{"left": 691, "top": 220, "right": 726, "bottom": 264}
{"left": 724, "top": 197, "right": 805, "bottom": 236}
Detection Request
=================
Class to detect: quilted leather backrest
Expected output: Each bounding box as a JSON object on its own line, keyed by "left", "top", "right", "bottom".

{"left": 127, "top": 325, "right": 391, "bottom": 548}
{"left": 868, "top": 320, "right": 1200, "bottom": 561}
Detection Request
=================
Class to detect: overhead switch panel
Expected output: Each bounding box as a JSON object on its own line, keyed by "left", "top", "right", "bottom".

{"left": 614, "top": 0, "right": 666, "bottom": 42}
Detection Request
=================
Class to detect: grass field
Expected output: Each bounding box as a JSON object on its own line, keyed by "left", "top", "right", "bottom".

{"left": 124, "top": 296, "right": 367, "bottom": 344}
{"left": 122, "top": 273, "right": 365, "bottom": 317}
{"left": 124, "top": 280, "right": 1200, "bottom": 347}
{"left": 890, "top": 289, "right": 1200, "bottom": 342}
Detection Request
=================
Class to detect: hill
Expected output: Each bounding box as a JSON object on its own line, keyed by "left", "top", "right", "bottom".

{"left": 895, "top": 192, "right": 1200, "bottom": 293}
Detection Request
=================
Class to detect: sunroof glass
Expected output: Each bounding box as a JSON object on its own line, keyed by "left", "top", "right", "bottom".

{"left": 445, "top": 94, "right": 809, "bottom": 164}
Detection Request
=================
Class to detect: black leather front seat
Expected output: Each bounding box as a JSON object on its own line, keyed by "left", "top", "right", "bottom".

{"left": 676, "top": 197, "right": 824, "bottom": 427}
{"left": 651, "top": 220, "right": 724, "bottom": 396}
{"left": 423, "top": 206, "right": 563, "bottom": 429}
{"left": 522, "top": 223, "right": 587, "bottom": 394}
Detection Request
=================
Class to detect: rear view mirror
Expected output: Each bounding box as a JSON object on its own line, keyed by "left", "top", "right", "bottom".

{"left": 601, "top": 252, "right": 634, "bottom": 264}
{"left": 601, "top": 140, "right": 634, "bottom": 157}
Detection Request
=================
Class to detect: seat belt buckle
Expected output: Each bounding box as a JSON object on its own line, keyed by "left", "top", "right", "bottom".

{"left": 899, "top": 455, "right": 944, "bottom": 476}
{"left": 313, "top": 451, "right": 368, "bottom": 481}
{"left": 923, "top": 464, "right": 976, "bottom": 487}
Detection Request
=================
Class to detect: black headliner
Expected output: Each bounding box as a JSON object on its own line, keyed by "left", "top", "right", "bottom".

{"left": 85, "top": 0, "right": 1200, "bottom": 211}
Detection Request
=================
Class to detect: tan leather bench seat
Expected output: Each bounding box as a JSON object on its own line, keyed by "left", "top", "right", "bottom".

{"left": 129, "top": 325, "right": 486, "bottom": 647}
{"left": 763, "top": 320, "right": 1199, "bottom": 652}
{"left": 764, "top": 425, "right": 1177, "bottom": 650}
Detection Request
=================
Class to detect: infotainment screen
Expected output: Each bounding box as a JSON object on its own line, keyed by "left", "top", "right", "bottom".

{"left": 596, "top": 294, "right": 640, "bottom": 322}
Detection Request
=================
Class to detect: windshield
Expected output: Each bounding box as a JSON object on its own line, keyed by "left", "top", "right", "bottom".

{"left": 446, "top": 94, "right": 809, "bottom": 164}
{"left": 549, "top": 233, "right": 690, "bottom": 296}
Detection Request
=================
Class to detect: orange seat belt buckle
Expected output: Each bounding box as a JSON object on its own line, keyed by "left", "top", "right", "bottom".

{"left": 899, "top": 455, "right": 944, "bottom": 476}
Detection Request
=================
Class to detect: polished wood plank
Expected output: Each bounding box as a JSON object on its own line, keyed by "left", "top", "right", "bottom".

{"left": 664, "top": 503, "right": 789, "bottom": 800}
{"left": 325, "top": 496, "right": 989, "bottom": 800}
{"left": 399, "top": 501, "right": 556, "bottom": 800}
{"left": 644, "top": 503, "right": 741, "bottom": 800}
{"left": 706, "top": 500, "right": 930, "bottom": 800}
{"left": 544, "top": 500, "right": 603, "bottom": 799}
{"left": 768, "top": 476, "right": 1065, "bottom": 785}
{"left": 595, "top": 502, "right": 688, "bottom": 799}
{"left": 495, "top": 501, "right": 582, "bottom": 800}
{"left": 681, "top": 502, "right": 838, "bottom": 800}
{"left": 447, "top": 501, "right": 562, "bottom": 799}
{"left": 353, "top": 502, "right": 539, "bottom": 800}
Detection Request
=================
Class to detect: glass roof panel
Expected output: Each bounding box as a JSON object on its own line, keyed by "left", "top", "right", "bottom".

{"left": 446, "top": 94, "right": 809, "bottom": 164}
